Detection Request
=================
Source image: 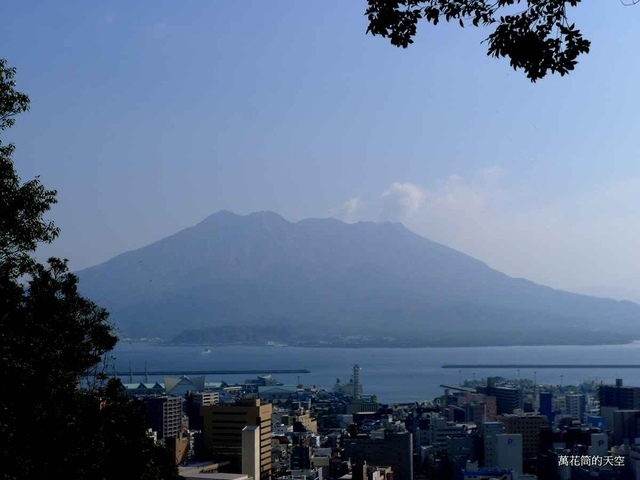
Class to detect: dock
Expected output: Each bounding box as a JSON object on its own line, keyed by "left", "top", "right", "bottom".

{"left": 107, "top": 369, "right": 311, "bottom": 376}
{"left": 442, "top": 364, "right": 640, "bottom": 369}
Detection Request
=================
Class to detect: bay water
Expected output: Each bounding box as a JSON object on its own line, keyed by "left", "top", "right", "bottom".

{"left": 110, "top": 341, "right": 640, "bottom": 404}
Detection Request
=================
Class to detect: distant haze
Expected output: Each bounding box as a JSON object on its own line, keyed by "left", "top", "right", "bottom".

{"left": 5, "top": 2, "right": 640, "bottom": 303}
{"left": 76, "top": 211, "right": 640, "bottom": 347}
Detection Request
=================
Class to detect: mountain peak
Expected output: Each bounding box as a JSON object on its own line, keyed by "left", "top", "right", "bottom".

{"left": 76, "top": 211, "right": 640, "bottom": 346}
{"left": 246, "top": 211, "right": 289, "bottom": 222}
{"left": 201, "top": 210, "right": 289, "bottom": 222}
{"left": 200, "top": 210, "right": 239, "bottom": 222}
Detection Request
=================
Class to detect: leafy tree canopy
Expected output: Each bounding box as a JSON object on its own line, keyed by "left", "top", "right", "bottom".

{"left": 0, "top": 59, "right": 180, "bottom": 480}
{"left": 364, "top": 0, "right": 597, "bottom": 81}
{"left": 0, "top": 60, "right": 59, "bottom": 277}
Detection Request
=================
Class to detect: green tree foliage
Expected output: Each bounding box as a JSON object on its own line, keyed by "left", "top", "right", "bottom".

{"left": 70, "top": 379, "right": 183, "bottom": 480}
{"left": 364, "top": 0, "right": 593, "bottom": 81}
{"left": 0, "top": 59, "right": 58, "bottom": 276}
{"left": 0, "top": 59, "right": 181, "bottom": 480}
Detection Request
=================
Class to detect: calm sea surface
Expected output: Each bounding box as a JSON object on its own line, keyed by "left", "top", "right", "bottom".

{"left": 110, "top": 342, "right": 640, "bottom": 404}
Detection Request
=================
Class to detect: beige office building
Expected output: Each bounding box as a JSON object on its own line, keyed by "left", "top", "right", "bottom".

{"left": 201, "top": 399, "right": 272, "bottom": 480}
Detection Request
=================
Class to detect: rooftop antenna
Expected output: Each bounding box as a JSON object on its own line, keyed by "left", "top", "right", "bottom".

{"left": 129, "top": 361, "right": 133, "bottom": 384}
{"left": 145, "top": 361, "right": 149, "bottom": 383}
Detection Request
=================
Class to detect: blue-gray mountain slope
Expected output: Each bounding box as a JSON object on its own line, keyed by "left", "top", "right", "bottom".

{"left": 76, "top": 211, "right": 638, "bottom": 346}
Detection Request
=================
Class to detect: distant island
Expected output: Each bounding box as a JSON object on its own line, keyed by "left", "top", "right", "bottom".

{"left": 77, "top": 211, "right": 639, "bottom": 348}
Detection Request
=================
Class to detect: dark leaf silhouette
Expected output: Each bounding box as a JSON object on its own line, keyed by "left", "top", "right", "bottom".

{"left": 365, "top": 0, "right": 592, "bottom": 81}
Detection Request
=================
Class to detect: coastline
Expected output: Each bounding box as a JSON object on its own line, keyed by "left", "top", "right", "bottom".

{"left": 137, "top": 339, "right": 634, "bottom": 349}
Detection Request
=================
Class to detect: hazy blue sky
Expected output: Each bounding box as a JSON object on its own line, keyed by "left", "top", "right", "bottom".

{"left": 4, "top": 1, "right": 640, "bottom": 299}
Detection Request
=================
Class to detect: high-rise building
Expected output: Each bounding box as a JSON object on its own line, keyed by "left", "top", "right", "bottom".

{"left": 201, "top": 399, "right": 272, "bottom": 480}
{"left": 612, "top": 410, "right": 640, "bottom": 446}
{"left": 290, "top": 436, "right": 313, "bottom": 470}
{"left": 140, "top": 395, "right": 184, "bottom": 442}
{"left": 353, "top": 364, "right": 361, "bottom": 399}
{"left": 494, "top": 434, "right": 523, "bottom": 474}
{"left": 539, "top": 392, "right": 552, "bottom": 424}
{"left": 498, "top": 414, "right": 548, "bottom": 461}
{"left": 334, "top": 364, "right": 364, "bottom": 398}
{"left": 482, "top": 422, "right": 504, "bottom": 468}
{"left": 425, "top": 415, "right": 466, "bottom": 446}
{"left": 565, "top": 394, "right": 586, "bottom": 421}
{"left": 477, "top": 378, "right": 523, "bottom": 415}
{"left": 343, "top": 431, "right": 413, "bottom": 480}
{"left": 451, "top": 393, "right": 497, "bottom": 423}
{"left": 598, "top": 378, "right": 640, "bottom": 410}
{"left": 186, "top": 391, "right": 219, "bottom": 430}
